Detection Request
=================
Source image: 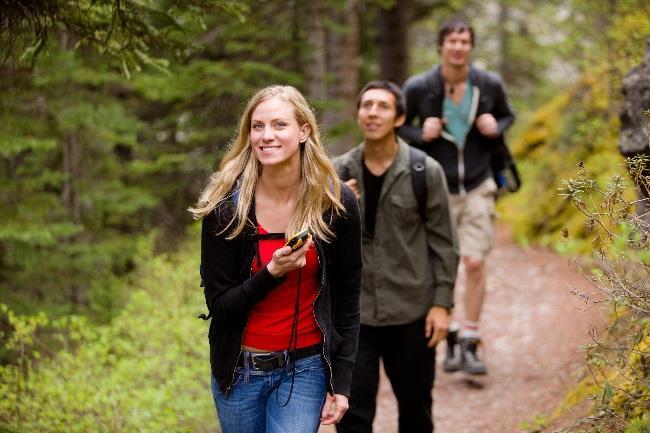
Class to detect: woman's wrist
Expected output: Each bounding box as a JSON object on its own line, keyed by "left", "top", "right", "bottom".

{"left": 266, "top": 262, "right": 284, "bottom": 279}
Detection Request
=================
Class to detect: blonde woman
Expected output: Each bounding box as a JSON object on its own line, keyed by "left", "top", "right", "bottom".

{"left": 191, "top": 85, "right": 362, "bottom": 433}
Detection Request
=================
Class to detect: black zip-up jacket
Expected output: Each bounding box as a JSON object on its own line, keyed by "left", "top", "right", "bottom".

{"left": 399, "top": 65, "right": 515, "bottom": 194}
{"left": 201, "top": 184, "right": 362, "bottom": 396}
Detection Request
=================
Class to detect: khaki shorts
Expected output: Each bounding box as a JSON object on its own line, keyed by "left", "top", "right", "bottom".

{"left": 449, "top": 177, "right": 497, "bottom": 259}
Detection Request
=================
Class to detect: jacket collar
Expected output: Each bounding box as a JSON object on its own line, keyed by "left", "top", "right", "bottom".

{"left": 427, "top": 64, "right": 481, "bottom": 96}
{"left": 352, "top": 137, "right": 411, "bottom": 205}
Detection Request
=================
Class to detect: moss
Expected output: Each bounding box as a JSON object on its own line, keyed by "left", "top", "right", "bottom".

{"left": 610, "top": 332, "right": 650, "bottom": 419}
{"left": 626, "top": 416, "right": 650, "bottom": 433}
{"left": 555, "top": 375, "right": 602, "bottom": 417}
{"left": 499, "top": 71, "right": 634, "bottom": 255}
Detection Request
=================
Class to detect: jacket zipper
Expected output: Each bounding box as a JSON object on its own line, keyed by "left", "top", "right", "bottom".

{"left": 312, "top": 239, "right": 334, "bottom": 393}
{"left": 225, "top": 258, "right": 254, "bottom": 395}
{"left": 459, "top": 85, "right": 480, "bottom": 196}
{"left": 458, "top": 148, "right": 466, "bottom": 196}
{"left": 441, "top": 84, "right": 480, "bottom": 196}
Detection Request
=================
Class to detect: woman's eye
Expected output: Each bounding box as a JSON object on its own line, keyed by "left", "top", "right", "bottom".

{"left": 252, "top": 124, "right": 263, "bottom": 130}
{"left": 275, "top": 122, "right": 287, "bottom": 128}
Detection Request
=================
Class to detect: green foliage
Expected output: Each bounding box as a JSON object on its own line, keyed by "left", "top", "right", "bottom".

{"left": 627, "top": 416, "right": 650, "bottom": 433}
{"left": 519, "top": 414, "right": 549, "bottom": 432}
{"left": 498, "top": 77, "right": 628, "bottom": 253}
{"left": 0, "top": 235, "right": 216, "bottom": 432}
{"left": 1, "top": 1, "right": 250, "bottom": 73}
{"left": 0, "top": 0, "right": 308, "bottom": 315}
{"left": 498, "top": 0, "right": 650, "bottom": 253}
{"left": 548, "top": 158, "right": 649, "bottom": 432}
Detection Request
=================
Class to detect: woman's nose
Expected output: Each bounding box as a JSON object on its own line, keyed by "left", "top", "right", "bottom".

{"left": 262, "top": 126, "right": 274, "bottom": 140}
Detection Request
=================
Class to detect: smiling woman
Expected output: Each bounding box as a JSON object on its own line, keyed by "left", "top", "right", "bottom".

{"left": 250, "top": 96, "right": 311, "bottom": 168}
{"left": 188, "top": 85, "right": 362, "bottom": 433}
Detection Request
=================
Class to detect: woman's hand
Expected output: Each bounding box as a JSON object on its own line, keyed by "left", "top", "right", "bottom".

{"left": 320, "top": 393, "right": 349, "bottom": 425}
{"left": 266, "top": 236, "right": 312, "bottom": 278}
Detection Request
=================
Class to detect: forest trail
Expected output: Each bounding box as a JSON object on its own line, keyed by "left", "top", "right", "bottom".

{"left": 320, "top": 224, "right": 602, "bottom": 433}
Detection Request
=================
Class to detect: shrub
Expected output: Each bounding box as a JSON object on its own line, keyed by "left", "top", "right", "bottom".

{"left": 559, "top": 156, "right": 649, "bottom": 432}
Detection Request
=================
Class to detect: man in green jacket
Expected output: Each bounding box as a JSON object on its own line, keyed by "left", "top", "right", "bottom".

{"left": 334, "top": 80, "right": 459, "bottom": 433}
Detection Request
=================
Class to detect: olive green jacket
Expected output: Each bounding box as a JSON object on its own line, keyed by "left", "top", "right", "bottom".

{"left": 334, "top": 138, "right": 459, "bottom": 326}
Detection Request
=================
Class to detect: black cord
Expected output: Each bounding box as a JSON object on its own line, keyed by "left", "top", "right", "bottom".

{"left": 276, "top": 268, "right": 302, "bottom": 407}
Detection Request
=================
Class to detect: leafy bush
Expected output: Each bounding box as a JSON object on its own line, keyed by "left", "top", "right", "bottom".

{"left": 0, "top": 232, "right": 217, "bottom": 433}
{"left": 559, "top": 157, "right": 649, "bottom": 432}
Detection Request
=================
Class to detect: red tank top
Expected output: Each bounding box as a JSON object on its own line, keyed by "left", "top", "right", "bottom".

{"left": 242, "top": 225, "right": 322, "bottom": 350}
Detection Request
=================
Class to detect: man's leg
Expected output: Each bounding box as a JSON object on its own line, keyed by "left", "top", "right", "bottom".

{"left": 454, "top": 178, "right": 496, "bottom": 375}
{"left": 382, "top": 320, "right": 435, "bottom": 433}
{"left": 460, "top": 255, "right": 488, "bottom": 375}
{"left": 337, "top": 325, "right": 380, "bottom": 433}
{"left": 463, "top": 255, "right": 486, "bottom": 323}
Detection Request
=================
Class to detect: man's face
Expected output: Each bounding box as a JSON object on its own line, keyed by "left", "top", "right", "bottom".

{"left": 357, "top": 88, "right": 405, "bottom": 142}
{"left": 439, "top": 30, "right": 473, "bottom": 68}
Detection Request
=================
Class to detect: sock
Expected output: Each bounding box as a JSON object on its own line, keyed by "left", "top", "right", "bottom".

{"left": 461, "top": 320, "right": 480, "bottom": 339}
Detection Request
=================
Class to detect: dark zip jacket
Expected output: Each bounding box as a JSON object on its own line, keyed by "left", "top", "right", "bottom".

{"left": 200, "top": 184, "right": 362, "bottom": 396}
{"left": 399, "top": 65, "right": 515, "bottom": 194}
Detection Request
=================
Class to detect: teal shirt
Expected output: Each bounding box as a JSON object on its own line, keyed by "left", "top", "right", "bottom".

{"left": 443, "top": 79, "right": 473, "bottom": 150}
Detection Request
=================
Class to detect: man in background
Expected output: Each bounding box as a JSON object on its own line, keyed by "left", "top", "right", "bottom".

{"left": 399, "top": 17, "right": 515, "bottom": 375}
{"left": 335, "top": 80, "right": 458, "bottom": 433}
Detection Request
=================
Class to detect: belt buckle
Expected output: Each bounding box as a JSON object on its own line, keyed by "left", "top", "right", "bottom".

{"left": 250, "top": 354, "right": 265, "bottom": 370}
{"left": 250, "top": 352, "right": 284, "bottom": 370}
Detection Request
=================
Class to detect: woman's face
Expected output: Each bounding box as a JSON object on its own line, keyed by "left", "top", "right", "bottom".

{"left": 249, "top": 96, "right": 310, "bottom": 168}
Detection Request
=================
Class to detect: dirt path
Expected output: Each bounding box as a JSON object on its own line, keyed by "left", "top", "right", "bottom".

{"left": 320, "top": 225, "right": 602, "bottom": 433}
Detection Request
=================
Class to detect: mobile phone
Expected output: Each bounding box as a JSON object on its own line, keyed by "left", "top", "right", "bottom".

{"left": 284, "top": 229, "right": 310, "bottom": 251}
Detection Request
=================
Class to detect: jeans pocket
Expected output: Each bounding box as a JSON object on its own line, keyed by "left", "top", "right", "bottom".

{"left": 293, "top": 355, "right": 325, "bottom": 375}
{"left": 230, "top": 370, "right": 245, "bottom": 387}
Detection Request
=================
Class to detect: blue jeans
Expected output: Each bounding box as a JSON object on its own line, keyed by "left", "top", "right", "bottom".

{"left": 211, "top": 353, "right": 327, "bottom": 433}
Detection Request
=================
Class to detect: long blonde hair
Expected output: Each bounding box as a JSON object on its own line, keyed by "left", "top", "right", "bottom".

{"left": 189, "top": 85, "right": 344, "bottom": 241}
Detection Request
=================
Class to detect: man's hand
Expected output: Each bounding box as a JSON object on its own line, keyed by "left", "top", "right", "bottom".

{"left": 421, "top": 117, "right": 444, "bottom": 141}
{"left": 345, "top": 178, "right": 360, "bottom": 200}
{"left": 321, "top": 393, "right": 349, "bottom": 425}
{"left": 475, "top": 113, "right": 499, "bottom": 138}
{"left": 424, "top": 306, "right": 450, "bottom": 348}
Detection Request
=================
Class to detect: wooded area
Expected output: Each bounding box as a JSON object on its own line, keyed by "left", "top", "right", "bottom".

{"left": 0, "top": 1, "right": 648, "bottom": 432}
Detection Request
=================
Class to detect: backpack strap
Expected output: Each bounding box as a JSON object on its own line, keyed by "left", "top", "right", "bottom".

{"left": 409, "top": 146, "right": 428, "bottom": 224}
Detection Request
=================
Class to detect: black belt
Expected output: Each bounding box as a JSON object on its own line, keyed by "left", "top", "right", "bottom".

{"left": 237, "top": 344, "right": 322, "bottom": 371}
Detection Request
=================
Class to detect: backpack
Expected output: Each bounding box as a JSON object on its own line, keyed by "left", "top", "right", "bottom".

{"left": 490, "top": 139, "right": 521, "bottom": 193}
{"left": 408, "top": 146, "right": 428, "bottom": 223}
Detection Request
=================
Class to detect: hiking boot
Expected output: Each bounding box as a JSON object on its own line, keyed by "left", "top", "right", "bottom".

{"left": 460, "top": 337, "right": 487, "bottom": 375}
{"left": 443, "top": 330, "right": 462, "bottom": 372}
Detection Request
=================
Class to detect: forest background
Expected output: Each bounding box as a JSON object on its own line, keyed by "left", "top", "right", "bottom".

{"left": 0, "top": 0, "right": 648, "bottom": 432}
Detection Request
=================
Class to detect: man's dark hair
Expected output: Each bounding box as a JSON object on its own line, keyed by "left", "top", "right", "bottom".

{"left": 356, "top": 80, "right": 406, "bottom": 118}
{"left": 437, "top": 17, "right": 474, "bottom": 47}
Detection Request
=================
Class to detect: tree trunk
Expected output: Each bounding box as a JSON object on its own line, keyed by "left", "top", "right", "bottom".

{"left": 62, "top": 133, "right": 80, "bottom": 224}
{"left": 304, "top": 0, "right": 327, "bottom": 101}
{"left": 324, "top": 0, "right": 360, "bottom": 156}
{"left": 59, "top": 30, "right": 86, "bottom": 305}
{"left": 379, "top": 0, "right": 409, "bottom": 85}
{"left": 497, "top": 0, "right": 513, "bottom": 84}
{"left": 62, "top": 131, "right": 87, "bottom": 306}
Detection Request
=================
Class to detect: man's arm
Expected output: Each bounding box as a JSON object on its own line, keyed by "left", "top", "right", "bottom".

{"left": 490, "top": 73, "right": 515, "bottom": 136}
{"left": 421, "top": 157, "right": 458, "bottom": 347}
{"left": 424, "top": 158, "right": 459, "bottom": 308}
